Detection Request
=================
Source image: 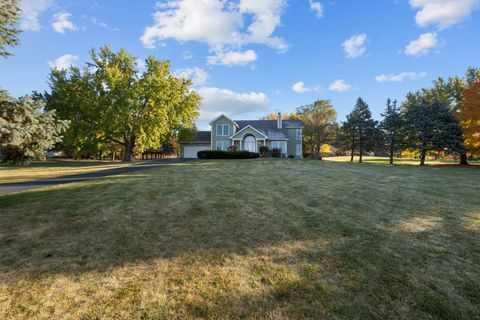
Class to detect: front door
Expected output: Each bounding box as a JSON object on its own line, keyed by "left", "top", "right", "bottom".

{"left": 244, "top": 136, "right": 256, "bottom": 152}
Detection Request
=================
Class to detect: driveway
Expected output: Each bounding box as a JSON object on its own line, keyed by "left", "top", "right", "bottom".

{"left": 0, "top": 158, "right": 192, "bottom": 196}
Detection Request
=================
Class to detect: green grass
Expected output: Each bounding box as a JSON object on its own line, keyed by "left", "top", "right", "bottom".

{"left": 0, "top": 160, "right": 479, "bottom": 319}
{"left": 0, "top": 159, "right": 133, "bottom": 183}
{"left": 324, "top": 156, "right": 480, "bottom": 166}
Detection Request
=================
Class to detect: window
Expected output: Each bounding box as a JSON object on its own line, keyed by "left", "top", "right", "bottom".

{"left": 271, "top": 141, "right": 287, "bottom": 153}
{"left": 216, "top": 124, "right": 230, "bottom": 136}
{"left": 216, "top": 141, "right": 230, "bottom": 151}
{"left": 297, "top": 129, "right": 302, "bottom": 141}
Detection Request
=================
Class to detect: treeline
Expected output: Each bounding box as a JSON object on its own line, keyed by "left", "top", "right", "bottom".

{"left": 287, "top": 67, "right": 480, "bottom": 166}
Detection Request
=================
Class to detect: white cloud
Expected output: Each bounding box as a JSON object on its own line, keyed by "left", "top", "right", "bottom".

{"left": 342, "top": 33, "right": 367, "bottom": 59}
{"left": 52, "top": 12, "right": 78, "bottom": 34}
{"left": 196, "top": 86, "right": 269, "bottom": 121}
{"left": 48, "top": 54, "right": 79, "bottom": 70}
{"left": 329, "top": 80, "right": 351, "bottom": 92}
{"left": 20, "top": 0, "right": 54, "bottom": 31}
{"left": 409, "top": 0, "right": 480, "bottom": 29}
{"left": 175, "top": 67, "right": 209, "bottom": 86}
{"left": 140, "top": 0, "right": 287, "bottom": 65}
{"left": 309, "top": 0, "right": 324, "bottom": 18}
{"left": 292, "top": 81, "right": 320, "bottom": 94}
{"left": 207, "top": 49, "right": 258, "bottom": 66}
{"left": 375, "top": 71, "right": 427, "bottom": 83}
{"left": 404, "top": 32, "right": 440, "bottom": 56}
{"left": 91, "top": 17, "right": 119, "bottom": 31}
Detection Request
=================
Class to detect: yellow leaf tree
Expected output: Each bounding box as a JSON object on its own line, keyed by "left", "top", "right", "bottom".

{"left": 456, "top": 81, "right": 480, "bottom": 157}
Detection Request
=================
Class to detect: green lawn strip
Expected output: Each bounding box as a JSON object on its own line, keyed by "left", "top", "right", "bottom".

{"left": 0, "top": 160, "right": 479, "bottom": 319}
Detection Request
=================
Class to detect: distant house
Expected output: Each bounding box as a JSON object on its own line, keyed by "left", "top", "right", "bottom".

{"left": 180, "top": 113, "right": 303, "bottom": 159}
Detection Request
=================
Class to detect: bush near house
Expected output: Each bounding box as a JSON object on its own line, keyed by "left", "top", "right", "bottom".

{"left": 197, "top": 150, "right": 260, "bottom": 159}
{"left": 271, "top": 148, "right": 282, "bottom": 158}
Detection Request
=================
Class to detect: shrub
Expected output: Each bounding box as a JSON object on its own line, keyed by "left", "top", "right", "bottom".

{"left": 259, "top": 146, "right": 269, "bottom": 157}
{"left": 271, "top": 148, "right": 282, "bottom": 158}
{"left": 227, "top": 145, "right": 238, "bottom": 152}
{"left": 288, "top": 154, "right": 295, "bottom": 159}
{"left": 197, "top": 150, "right": 260, "bottom": 159}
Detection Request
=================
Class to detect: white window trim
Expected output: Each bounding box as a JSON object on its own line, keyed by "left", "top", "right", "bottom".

{"left": 271, "top": 141, "right": 287, "bottom": 153}
{"left": 216, "top": 124, "right": 230, "bottom": 136}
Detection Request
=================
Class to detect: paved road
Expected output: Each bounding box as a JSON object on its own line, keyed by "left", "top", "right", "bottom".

{"left": 0, "top": 158, "right": 192, "bottom": 196}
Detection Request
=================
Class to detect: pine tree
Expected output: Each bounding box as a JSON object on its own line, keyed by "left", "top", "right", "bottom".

{"left": 0, "top": 0, "right": 21, "bottom": 58}
{"left": 404, "top": 97, "right": 464, "bottom": 166}
{"left": 380, "top": 99, "right": 404, "bottom": 165}
{"left": 351, "top": 98, "right": 378, "bottom": 163}
{"left": 0, "top": 90, "right": 69, "bottom": 163}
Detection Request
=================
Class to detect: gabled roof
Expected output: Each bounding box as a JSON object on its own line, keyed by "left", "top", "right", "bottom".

{"left": 209, "top": 114, "right": 239, "bottom": 127}
{"left": 180, "top": 131, "right": 211, "bottom": 143}
{"left": 230, "top": 125, "right": 269, "bottom": 139}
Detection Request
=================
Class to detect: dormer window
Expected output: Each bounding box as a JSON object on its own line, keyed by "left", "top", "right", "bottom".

{"left": 216, "top": 124, "right": 230, "bottom": 136}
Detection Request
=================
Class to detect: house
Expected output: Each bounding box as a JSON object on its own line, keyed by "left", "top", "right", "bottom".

{"left": 180, "top": 113, "right": 303, "bottom": 159}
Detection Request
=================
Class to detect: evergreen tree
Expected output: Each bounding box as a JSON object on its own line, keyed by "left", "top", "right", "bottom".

{"left": 338, "top": 113, "right": 357, "bottom": 162}
{"left": 380, "top": 99, "right": 404, "bottom": 165}
{"left": 0, "top": 0, "right": 21, "bottom": 58}
{"left": 0, "top": 90, "right": 69, "bottom": 163}
{"left": 351, "top": 98, "right": 378, "bottom": 163}
{"left": 404, "top": 97, "right": 464, "bottom": 166}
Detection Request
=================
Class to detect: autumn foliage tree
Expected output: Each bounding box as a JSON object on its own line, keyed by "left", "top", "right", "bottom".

{"left": 456, "top": 81, "right": 480, "bottom": 157}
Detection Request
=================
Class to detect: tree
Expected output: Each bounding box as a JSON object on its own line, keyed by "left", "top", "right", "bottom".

{"left": 403, "top": 97, "right": 464, "bottom": 166}
{"left": 0, "top": 0, "right": 21, "bottom": 58}
{"left": 380, "top": 99, "right": 404, "bottom": 164}
{"left": 260, "top": 112, "right": 297, "bottom": 120}
{"left": 456, "top": 81, "right": 480, "bottom": 158}
{"left": 0, "top": 90, "right": 69, "bottom": 163}
{"left": 42, "top": 45, "right": 201, "bottom": 161}
{"left": 351, "top": 98, "right": 378, "bottom": 163}
{"left": 337, "top": 113, "right": 357, "bottom": 162}
{"left": 296, "top": 100, "right": 337, "bottom": 159}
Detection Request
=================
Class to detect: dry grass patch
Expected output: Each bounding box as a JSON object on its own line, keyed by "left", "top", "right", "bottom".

{"left": 0, "top": 159, "right": 132, "bottom": 183}
{"left": 0, "top": 160, "right": 479, "bottom": 319}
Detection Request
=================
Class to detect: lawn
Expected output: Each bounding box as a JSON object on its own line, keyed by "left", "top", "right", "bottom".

{"left": 324, "top": 156, "right": 480, "bottom": 166}
{"left": 0, "top": 160, "right": 479, "bottom": 319}
{"left": 0, "top": 159, "right": 132, "bottom": 183}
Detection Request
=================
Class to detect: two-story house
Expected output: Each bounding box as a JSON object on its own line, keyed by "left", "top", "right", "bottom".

{"left": 180, "top": 113, "right": 303, "bottom": 158}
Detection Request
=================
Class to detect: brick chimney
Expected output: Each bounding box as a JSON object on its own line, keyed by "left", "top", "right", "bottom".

{"left": 277, "top": 112, "right": 282, "bottom": 129}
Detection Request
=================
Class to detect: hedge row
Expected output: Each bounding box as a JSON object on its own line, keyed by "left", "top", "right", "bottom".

{"left": 197, "top": 150, "right": 260, "bottom": 159}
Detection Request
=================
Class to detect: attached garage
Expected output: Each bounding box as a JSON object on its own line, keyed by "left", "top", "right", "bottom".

{"left": 182, "top": 144, "right": 210, "bottom": 158}
{"left": 179, "top": 131, "right": 211, "bottom": 159}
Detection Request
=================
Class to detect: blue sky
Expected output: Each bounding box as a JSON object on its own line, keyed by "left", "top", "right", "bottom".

{"left": 1, "top": 0, "right": 479, "bottom": 129}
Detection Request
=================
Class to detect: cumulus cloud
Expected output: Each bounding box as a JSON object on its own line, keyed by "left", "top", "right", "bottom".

{"left": 52, "top": 12, "right": 78, "bottom": 34}
{"left": 342, "top": 33, "right": 367, "bottom": 59}
{"left": 20, "top": 0, "right": 54, "bottom": 31}
{"left": 292, "top": 81, "right": 320, "bottom": 94}
{"left": 404, "top": 32, "right": 440, "bottom": 56}
{"left": 196, "top": 86, "right": 269, "bottom": 121}
{"left": 375, "top": 71, "right": 427, "bottom": 83}
{"left": 175, "top": 67, "right": 209, "bottom": 86}
{"left": 140, "top": 0, "right": 287, "bottom": 66}
{"left": 48, "top": 54, "right": 79, "bottom": 70}
{"left": 329, "top": 80, "right": 351, "bottom": 92}
{"left": 207, "top": 49, "right": 258, "bottom": 66}
{"left": 309, "top": 0, "right": 324, "bottom": 18}
{"left": 409, "top": 0, "right": 480, "bottom": 29}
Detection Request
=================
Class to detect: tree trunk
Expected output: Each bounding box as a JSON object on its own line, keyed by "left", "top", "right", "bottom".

{"left": 459, "top": 152, "right": 469, "bottom": 165}
{"left": 350, "top": 142, "right": 355, "bottom": 162}
{"left": 420, "top": 149, "right": 426, "bottom": 166}
{"left": 112, "top": 150, "right": 116, "bottom": 162}
{"left": 358, "top": 130, "right": 363, "bottom": 163}
{"left": 389, "top": 149, "right": 394, "bottom": 165}
{"left": 123, "top": 136, "right": 136, "bottom": 162}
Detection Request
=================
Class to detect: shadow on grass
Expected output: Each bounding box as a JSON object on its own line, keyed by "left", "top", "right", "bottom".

{"left": 0, "top": 160, "right": 479, "bottom": 319}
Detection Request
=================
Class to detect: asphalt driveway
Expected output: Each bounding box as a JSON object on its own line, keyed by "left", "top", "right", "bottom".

{"left": 0, "top": 158, "right": 192, "bottom": 196}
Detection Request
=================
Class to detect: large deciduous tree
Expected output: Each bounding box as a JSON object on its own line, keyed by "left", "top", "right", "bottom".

{"left": 456, "top": 81, "right": 480, "bottom": 158}
{"left": 403, "top": 97, "right": 464, "bottom": 166}
{"left": 42, "top": 45, "right": 200, "bottom": 161}
{"left": 0, "top": 90, "right": 69, "bottom": 163}
{"left": 380, "top": 99, "right": 404, "bottom": 165}
{"left": 296, "top": 100, "right": 338, "bottom": 159}
{"left": 0, "top": 0, "right": 21, "bottom": 58}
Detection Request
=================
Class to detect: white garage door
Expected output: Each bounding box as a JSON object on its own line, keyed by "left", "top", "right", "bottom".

{"left": 183, "top": 145, "right": 210, "bottom": 158}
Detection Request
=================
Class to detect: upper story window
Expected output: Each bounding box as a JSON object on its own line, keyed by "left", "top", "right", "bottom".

{"left": 296, "top": 129, "right": 302, "bottom": 141}
{"left": 216, "top": 124, "right": 230, "bottom": 136}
